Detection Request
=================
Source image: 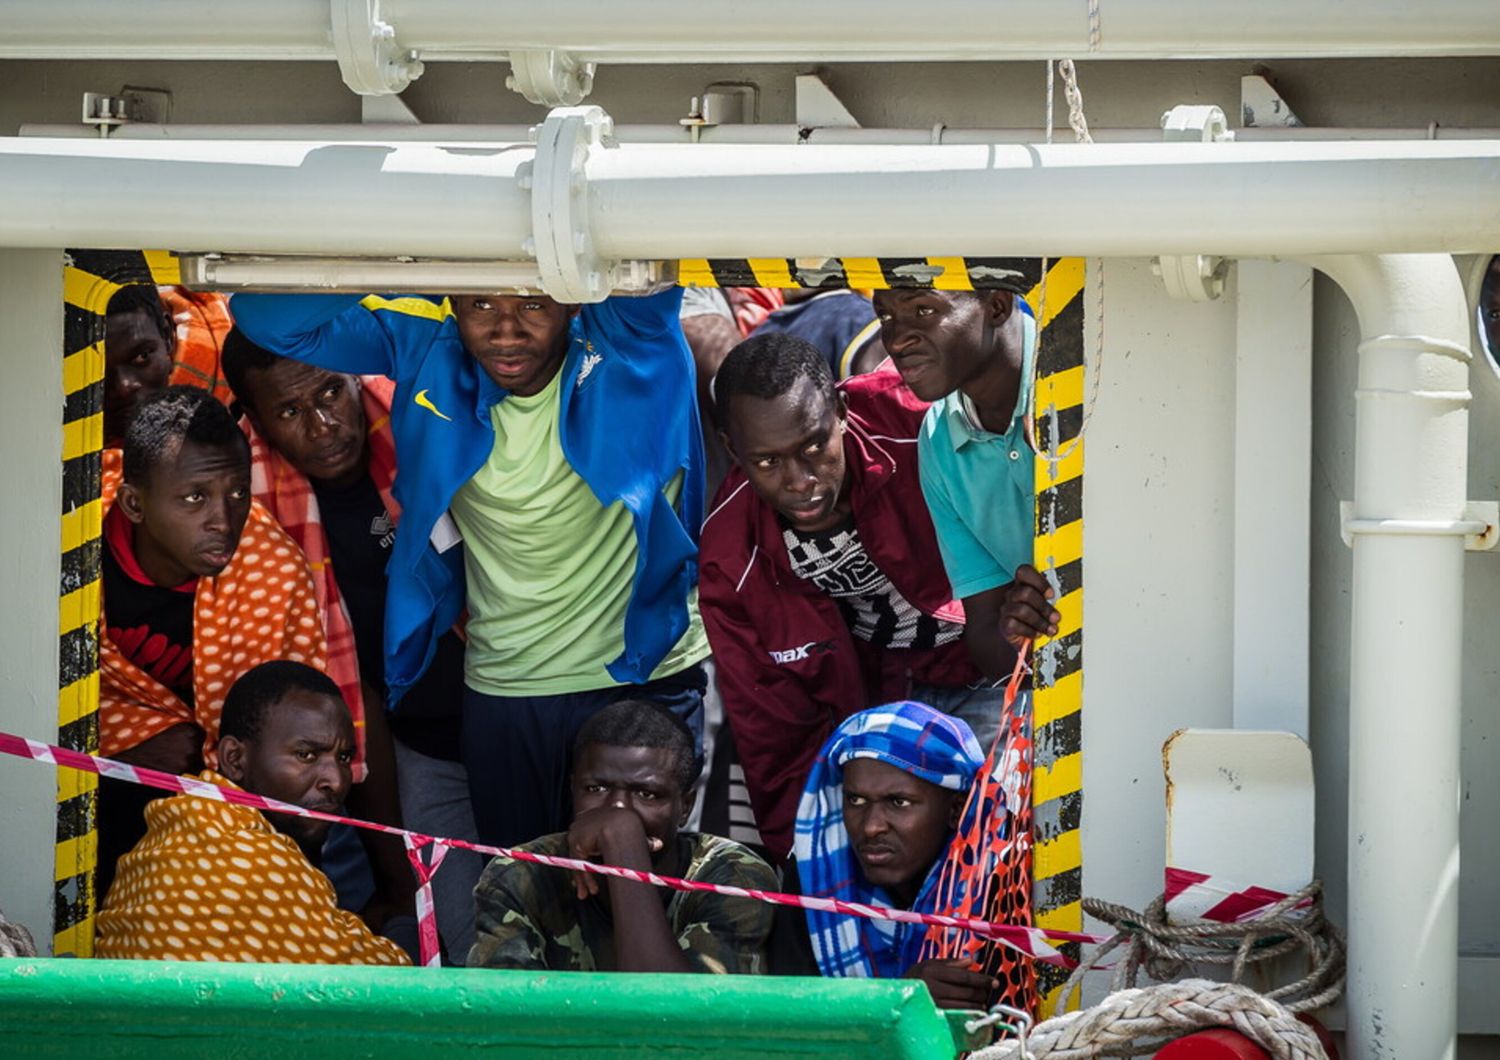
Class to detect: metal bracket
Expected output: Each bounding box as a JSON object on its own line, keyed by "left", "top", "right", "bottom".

{"left": 1241, "top": 73, "right": 1304, "bottom": 129}
{"left": 507, "top": 50, "right": 596, "bottom": 106}
{"left": 679, "top": 83, "right": 759, "bottom": 143}
{"left": 1340, "top": 500, "right": 1500, "bottom": 551}
{"left": 1161, "top": 104, "right": 1235, "bottom": 143}
{"left": 795, "top": 73, "right": 860, "bottom": 130}
{"left": 361, "top": 93, "right": 421, "bottom": 124}
{"left": 1154, "top": 105, "right": 1234, "bottom": 301}
{"left": 81, "top": 92, "right": 132, "bottom": 134}
{"left": 330, "top": 0, "right": 424, "bottom": 97}
{"left": 527, "top": 105, "right": 618, "bottom": 304}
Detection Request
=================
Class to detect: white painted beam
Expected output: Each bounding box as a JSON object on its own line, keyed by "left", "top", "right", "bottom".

{"left": 3, "top": 0, "right": 1498, "bottom": 60}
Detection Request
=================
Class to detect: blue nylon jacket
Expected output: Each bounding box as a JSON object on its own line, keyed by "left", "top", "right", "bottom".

{"left": 230, "top": 288, "right": 703, "bottom": 705}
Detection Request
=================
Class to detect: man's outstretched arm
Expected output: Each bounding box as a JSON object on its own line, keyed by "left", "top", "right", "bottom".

{"left": 230, "top": 293, "right": 401, "bottom": 377}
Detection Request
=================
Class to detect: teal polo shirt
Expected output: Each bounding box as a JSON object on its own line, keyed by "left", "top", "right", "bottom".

{"left": 916, "top": 312, "right": 1037, "bottom": 598}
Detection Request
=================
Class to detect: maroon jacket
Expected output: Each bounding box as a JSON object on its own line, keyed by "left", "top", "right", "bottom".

{"left": 700, "top": 367, "right": 980, "bottom": 859}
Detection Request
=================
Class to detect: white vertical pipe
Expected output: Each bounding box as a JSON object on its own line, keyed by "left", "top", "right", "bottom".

{"left": 1232, "top": 260, "right": 1313, "bottom": 737}
{"left": 1301, "top": 254, "right": 1470, "bottom": 1060}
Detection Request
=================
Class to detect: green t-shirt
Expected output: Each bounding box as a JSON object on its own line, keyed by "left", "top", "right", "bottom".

{"left": 449, "top": 367, "right": 710, "bottom": 696}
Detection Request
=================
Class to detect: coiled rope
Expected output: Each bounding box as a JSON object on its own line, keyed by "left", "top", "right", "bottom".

{"left": 1062, "top": 881, "right": 1345, "bottom": 1014}
{"left": 970, "top": 979, "right": 1329, "bottom": 1060}
{"left": 973, "top": 881, "right": 1344, "bottom": 1059}
{"left": 0, "top": 905, "right": 37, "bottom": 958}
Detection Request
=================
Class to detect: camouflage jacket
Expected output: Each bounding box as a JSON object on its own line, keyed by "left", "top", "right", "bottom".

{"left": 468, "top": 832, "right": 776, "bottom": 973}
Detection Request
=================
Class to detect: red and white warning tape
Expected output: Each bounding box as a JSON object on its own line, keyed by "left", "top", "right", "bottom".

{"left": 1, "top": 730, "right": 1108, "bottom": 967}
{"left": 1163, "top": 866, "right": 1312, "bottom": 924}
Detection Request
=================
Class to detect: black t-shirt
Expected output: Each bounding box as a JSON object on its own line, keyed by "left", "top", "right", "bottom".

{"left": 312, "top": 471, "right": 465, "bottom": 761}
{"left": 101, "top": 524, "right": 195, "bottom": 705}
{"left": 312, "top": 472, "right": 393, "bottom": 687}
{"left": 98, "top": 510, "right": 198, "bottom": 897}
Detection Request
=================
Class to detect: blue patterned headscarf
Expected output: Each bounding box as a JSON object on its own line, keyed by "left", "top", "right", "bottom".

{"left": 793, "top": 701, "right": 984, "bottom": 979}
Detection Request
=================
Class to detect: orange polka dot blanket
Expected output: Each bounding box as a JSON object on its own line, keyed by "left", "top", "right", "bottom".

{"left": 98, "top": 449, "right": 328, "bottom": 767}
{"left": 95, "top": 769, "right": 409, "bottom": 965}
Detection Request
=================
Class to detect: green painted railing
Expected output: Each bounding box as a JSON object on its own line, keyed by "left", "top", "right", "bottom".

{"left": 0, "top": 959, "right": 980, "bottom": 1058}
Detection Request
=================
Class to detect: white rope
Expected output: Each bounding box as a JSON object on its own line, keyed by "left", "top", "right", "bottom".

{"left": 971, "top": 980, "right": 1329, "bottom": 1060}
{"left": 1034, "top": 58, "right": 1105, "bottom": 469}
{"left": 0, "top": 906, "right": 37, "bottom": 958}
{"left": 1045, "top": 60, "right": 1057, "bottom": 145}
{"left": 1064, "top": 884, "right": 1345, "bottom": 1016}
{"left": 1036, "top": 59, "right": 1054, "bottom": 430}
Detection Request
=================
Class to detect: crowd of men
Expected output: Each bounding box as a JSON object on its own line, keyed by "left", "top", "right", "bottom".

{"left": 88, "top": 275, "right": 1057, "bottom": 1009}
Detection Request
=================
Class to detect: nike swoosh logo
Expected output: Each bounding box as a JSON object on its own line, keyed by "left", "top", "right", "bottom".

{"left": 414, "top": 389, "right": 452, "bottom": 422}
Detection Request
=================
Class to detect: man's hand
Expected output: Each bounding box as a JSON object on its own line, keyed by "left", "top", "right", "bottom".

{"left": 963, "top": 565, "right": 1063, "bottom": 679}
{"left": 998, "top": 564, "right": 1060, "bottom": 647}
{"left": 113, "top": 723, "right": 204, "bottom": 775}
{"left": 905, "top": 957, "right": 998, "bottom": 1010}
{"left": 566, "top": 806, "right": 663, "bottom": 901}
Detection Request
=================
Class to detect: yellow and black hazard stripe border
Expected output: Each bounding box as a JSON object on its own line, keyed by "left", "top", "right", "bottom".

{"left": 687, "top": 254, "right": 1089, "bottom": 1015}
{"left": 1026, "top": 259, "right": 1087, "bottom": 1016}
{"left": 679, "top": 256, "right": 1042, "bottom": 292}
{"left": 54, "top": 248, "right": 178, "bottom": 957}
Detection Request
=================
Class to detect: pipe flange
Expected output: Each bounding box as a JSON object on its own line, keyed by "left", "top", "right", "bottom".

{"left": 331, "top": 0, "right": 424, "bottom": 96}
{"left": 1153, "top": 254, "right": 1229, "bottom": 302}
{"left": 530, "top": 105, "right": 617, "bottom": 304}
{"left": 1340, "top": 500, "right": 1499, "bottom": 550}
{"left": 1161, "top": 104, "right": 1235, "bottom": 143}
{"left": 508, "top": 50, "right": 597, "bottom": 106}
{"left": 1153, "top": 105, "right": 1234, "bottom": 300}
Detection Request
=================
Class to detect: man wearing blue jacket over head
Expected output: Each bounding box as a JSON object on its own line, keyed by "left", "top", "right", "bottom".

{"left": 231, "top": 288, "right": 711, "bottom": 848}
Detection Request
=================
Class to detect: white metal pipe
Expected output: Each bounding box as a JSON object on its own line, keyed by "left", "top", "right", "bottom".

{"left": 5, "top": 0, "right": 1499, "bottom": 60}
{"left": 1300, "top": 253, "right": 1469, "bottom": 1060}
{"left": 0, "top": 138, "right": 532, "bottom": 258}
{"left": 20, "top": 123, "right": 1500, "bottom": 144}
{"left": 2, "top": 137, "right": 1498, "bottom": 260}
{"left": 583, "top": 141, "right": 1500, "bottom": 259}
{"left": 17, "top": 123, "right": 807, "bottom": 144}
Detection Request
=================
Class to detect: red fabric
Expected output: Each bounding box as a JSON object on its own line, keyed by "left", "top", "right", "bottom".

{"left": 243, "top": 376, "right": 399, "bottom": 783}
{"left": 103, "top": 505, "right": 195, "bottom": 593}
{"left": 1154, "top": 1020, "right": 1335, "bottom": 1059}
{"left": 725, "top": 288, "right": 784, "bottom": 336}
{"left": 1156, "top": 1030, "right": 1275, "bottom": 1059}
{"left": 98, "top": 450, "right": 329, "bottom": 767}
{"left": 699, "top": 366, "right": 979, "bottom": 859}
{"left": 160, "top": 286, "right": 235, "bottom": 405}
